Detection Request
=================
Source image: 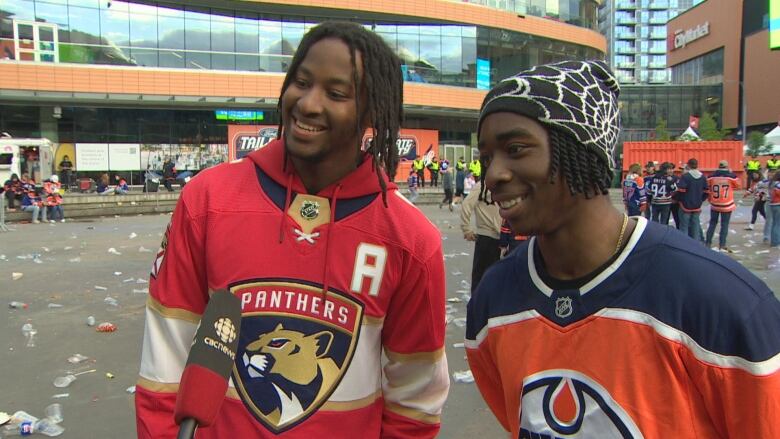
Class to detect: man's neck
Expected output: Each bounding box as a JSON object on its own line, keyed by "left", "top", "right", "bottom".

{"left": 290, "top": 154, "right": 361, "bottom": 195}
{"left": 536, "top": 198, "right": 635, "bottom": 281}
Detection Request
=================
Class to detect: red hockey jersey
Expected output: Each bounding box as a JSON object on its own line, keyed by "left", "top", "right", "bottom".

{"left": 466, "top": 217, "right": 780, "bottom": 438}
{"left": 136, "top": 140, "right": 449, "bottom": 438}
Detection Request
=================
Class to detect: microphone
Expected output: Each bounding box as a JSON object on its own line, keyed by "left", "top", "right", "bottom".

{"left": 174, "top": 290, "right": 242, "bottom": 439}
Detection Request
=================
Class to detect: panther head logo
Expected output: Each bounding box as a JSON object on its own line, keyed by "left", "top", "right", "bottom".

{"left": 241, "top": 324, "right": 340, "bottom": 427}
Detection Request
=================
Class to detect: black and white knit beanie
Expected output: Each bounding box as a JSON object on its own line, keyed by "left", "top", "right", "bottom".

{"left": 478, "top": 60, "right": 621, "bottom": 167}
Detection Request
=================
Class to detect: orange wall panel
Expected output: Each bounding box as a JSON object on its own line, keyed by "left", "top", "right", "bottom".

{"left": 1, "top": 62, "right": 491, "bottom": 112}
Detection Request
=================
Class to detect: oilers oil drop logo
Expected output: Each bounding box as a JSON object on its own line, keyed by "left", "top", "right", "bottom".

{"left": 519, "top": 369, "right": 643, "bottom": 438}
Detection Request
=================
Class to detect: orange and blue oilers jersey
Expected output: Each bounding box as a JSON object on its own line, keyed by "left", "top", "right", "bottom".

{"left": 706, "top": 170, "right": 740, "bottom": 212}
{"left": 622, "top": 175, "right": 646, "bottom": 210}
{"left": 465, "top": 217, "right": 780, "bottom": 438}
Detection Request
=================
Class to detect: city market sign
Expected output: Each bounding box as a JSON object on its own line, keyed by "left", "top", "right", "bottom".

{"left": 672, "top": 22, "right": 710, "bottom": 50}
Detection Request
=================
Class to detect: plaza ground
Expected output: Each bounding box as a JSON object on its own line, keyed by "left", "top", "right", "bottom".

{"left": 1, "top": 200, "right": 778, "bottom": 438}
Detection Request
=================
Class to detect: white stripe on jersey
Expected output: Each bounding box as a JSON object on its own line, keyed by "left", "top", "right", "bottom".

{"left": 599, "top": 308, "right": 780, "bottom": 376}
{"left": 381, "top": 349, "right": 450, "bottom": 416}
{"left": 139, "top": 305, "right": 197, "bottom": 383}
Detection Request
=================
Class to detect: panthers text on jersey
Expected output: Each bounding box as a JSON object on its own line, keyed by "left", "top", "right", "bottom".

{"left": 466, "top": 217, "right": 780, "bottom": 438}
{"left": 136, "top": 140, "right": 449, "bottom": 438}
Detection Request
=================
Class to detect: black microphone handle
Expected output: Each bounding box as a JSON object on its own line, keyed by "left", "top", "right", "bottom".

{"left": 177, "top": 418, "right": 197, "bottom": 439}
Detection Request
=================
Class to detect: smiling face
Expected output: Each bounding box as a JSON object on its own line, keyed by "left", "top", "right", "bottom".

{"left": 479, "top": 112, "right": 576, "bottom": 236}
{"left": 281, "top": 38, "right": 365, "bottom": 168}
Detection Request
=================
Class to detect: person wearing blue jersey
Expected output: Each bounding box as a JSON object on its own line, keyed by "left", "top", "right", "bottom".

{"left": 646, "top": 162, "right": 677, "bottom": 225}
{"left": 465, "top": 60, "right": 780, "bottom": 438}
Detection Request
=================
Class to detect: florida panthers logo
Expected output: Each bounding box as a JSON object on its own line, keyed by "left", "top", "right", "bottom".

{"left": 231, "top": 280, "right": 364, "bottom": 433}
{"left": 519, "top": 370, "right": 643, "bottom": 438}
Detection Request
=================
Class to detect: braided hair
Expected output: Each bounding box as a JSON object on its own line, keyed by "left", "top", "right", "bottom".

{"left": 479, "top": 127, "right": 613, "bottom": 201}
{"left": 276, "top": 21, "right": 403, "bottom": 205}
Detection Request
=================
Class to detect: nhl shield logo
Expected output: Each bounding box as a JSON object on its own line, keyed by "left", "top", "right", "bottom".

{"left": 230, "top": 280, "right": 364, "bottom": 433}
{"left": 300, "top": 200, "right": 320, "bottom": 220}
{"left": 555, "top": 297, "right": 573, "bottom": 318}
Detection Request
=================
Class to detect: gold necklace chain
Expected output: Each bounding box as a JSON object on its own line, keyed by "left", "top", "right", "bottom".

{"left": 614, "top": 214, "right": 629, "bottom": 256}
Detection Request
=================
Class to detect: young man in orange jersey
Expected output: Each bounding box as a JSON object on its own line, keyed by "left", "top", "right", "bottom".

{"left": 466, "top": 60, "right": 780, "bottom": 438}
{"left": 705, "top": 160, "right": 740, "bottom": 252}
{"left": 136, "top": 22, "right": 449, "bottom": 438}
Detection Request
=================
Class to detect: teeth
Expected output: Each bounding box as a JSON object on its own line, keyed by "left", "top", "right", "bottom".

{"left": 498, "top": 196, "right": 524, "bottom": 209}
{"left": 295, "top": 119, "right": 324, "bottom": 132}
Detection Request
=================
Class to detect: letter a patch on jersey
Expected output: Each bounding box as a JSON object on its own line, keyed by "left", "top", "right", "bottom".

{"left": 229, "top": 280, "right": 364, "bottom": 433}
{"left": 150, "top": 222, "right": 171, "bottom": 279}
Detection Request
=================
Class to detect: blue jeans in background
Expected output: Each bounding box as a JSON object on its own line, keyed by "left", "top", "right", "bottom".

{"left": 22, "top": 205, "right": 47, "bottom": 222}
{"left": 764, "top": 205, "right": 774, "bottom": 243}
{"left": 679, "top": 210, "right": 702, "bottom": 241}
{"left": 770, "top": 204, "right": 780, "bottom": 246}
{"left": 651, "top": 204, "right": 671, "bottom": 225}
{"left": 706, "top": 210, "right": 732, "bottom": 248}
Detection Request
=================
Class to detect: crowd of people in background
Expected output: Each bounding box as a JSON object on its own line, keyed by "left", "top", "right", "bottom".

{"left": 623, "top": 157, "right": 780, "bottom": 249}
{"left": 2, "top": 172, "right": 65, "bottom": 223}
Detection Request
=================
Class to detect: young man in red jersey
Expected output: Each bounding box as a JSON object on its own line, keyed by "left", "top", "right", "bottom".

{"left": 466, "top": 60, "right": 780, "bottom": 438}
{"left": 136, "top": 22, "right": 449, "bottom": 439}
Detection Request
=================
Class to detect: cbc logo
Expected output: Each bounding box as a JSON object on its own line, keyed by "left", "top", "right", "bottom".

{"left": 214, "top": 318, "right": 237, "bottom": 344}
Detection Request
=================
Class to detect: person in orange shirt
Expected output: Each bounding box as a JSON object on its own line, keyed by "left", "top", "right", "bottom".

{"left": 467, "top": 60, "right": 780, "bottom": 438}
{"left": 705, "top": 160, "right": 740, "bottom": 252}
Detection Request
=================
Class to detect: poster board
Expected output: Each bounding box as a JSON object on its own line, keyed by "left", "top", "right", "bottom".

{"left": 75, "top": 143, "right": 109, "bottom": 171}
{"left": 108, "top": 144, "right": 141, "bottom": 170}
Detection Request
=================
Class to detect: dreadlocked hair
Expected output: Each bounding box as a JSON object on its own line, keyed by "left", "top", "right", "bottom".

{"left": 477, "top": 127, "right": 612, "bottom": 201}
{"left": 276, "top": 21, "right": 403, "bottom": 206}
{"left": 547, "top": 128, "right": 612, "bottom": 198}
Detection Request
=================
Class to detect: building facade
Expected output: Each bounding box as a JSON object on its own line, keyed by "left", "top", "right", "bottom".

{"left": 599, "top": 0, "right": 696, "bottom": 84}
{"left": 0, "top": 0, "right": 604, "bottom": 183}
{"left": 668, "top": 0, "right": 780, "bottom": 132}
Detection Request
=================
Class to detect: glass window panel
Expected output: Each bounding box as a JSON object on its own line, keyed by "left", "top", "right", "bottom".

{"left": 236, "top": 54, "right": 259, "bottom": 71}
{"left": 374, "top": 24, "right": 396, "bottom": 33}
{"left": 419, "top": 34, "right": 441, "bottom": 82}
{"left": 397, "top": 24, "right": 419, "bottom": 35}
{"left": 129, "top": 47, "right": 157, "bottom": 67}
{"left": 157, "top": 3, "right": 183, "bottom": 17}
{"left": 158, "top": 12, "right": 184, "bottom": 50}
{"left": 35, "top": 2, "right": 70, "bottom": 42}
{"left": 440, "top": 35, "right": 461, "bottom": 75}
{"left": 129, "top": 3, "right": 157, "bottom": 48}
{"left": 397, "top": 31, "right": 419, "bottom": 67}
{"left": 281, "top": 20, "right": 304, "bottom": 56}
{"left": 419, "top": 25, "right": 440, "bottom": 36}
{"left": 211, "top": 14, "right": 234, "bottom": 53}
{"left": 462, "top": 36, "right": 476, "bottom": 86}
{"left": 235, "top": 18, "right": 258, "bottom": 54}
{"left": 462, "top": 26, "right": 476, "bottom": 37}
{"left": 259, "top": 19, "right": 282, "bottom": 72}
{"left": 211, "top": 13, "right": 235, "bottom": 71}
{"left": 441, "top": 26, "right": 461, "bottom": 37}
{"left": 101, "top": 9, "right": 130, "bottom": 47}
{"left": 68, "top": 0, "right": 99, "bottom": 8}
{"left": 69, "top": 6, "right": 101, "bottom": 45}
{"left": 184, "top": 7, "right": 209, "bottom": 69}
{"left": 99, "top": 0, "right": 127, "bottom": 11}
